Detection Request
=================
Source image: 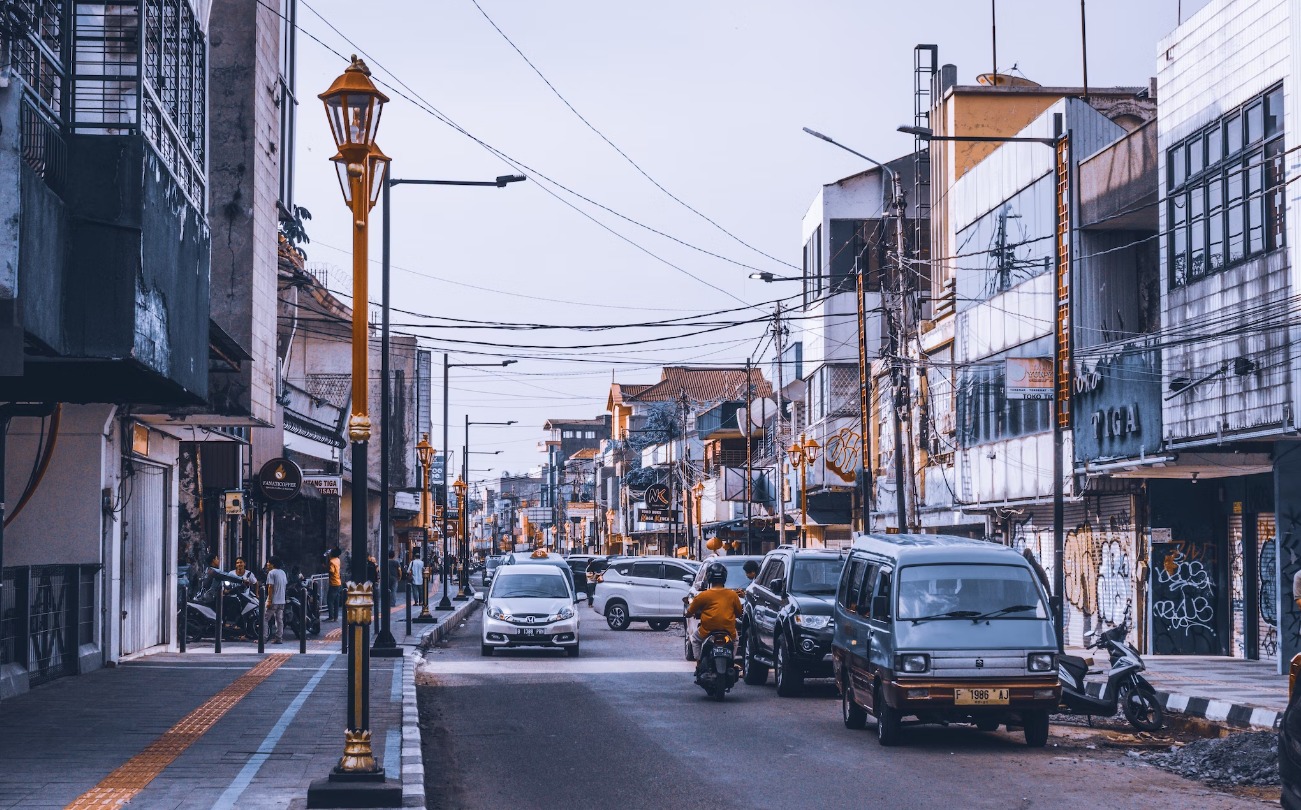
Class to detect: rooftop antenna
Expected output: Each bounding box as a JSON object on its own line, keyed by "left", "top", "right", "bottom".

{"left": 991, "top": 0, "right": 998, "bottom": 80}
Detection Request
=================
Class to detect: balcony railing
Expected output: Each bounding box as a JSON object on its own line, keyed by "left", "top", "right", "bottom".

{"left": 20, "top": 93, "right": 67, "bottom": 192}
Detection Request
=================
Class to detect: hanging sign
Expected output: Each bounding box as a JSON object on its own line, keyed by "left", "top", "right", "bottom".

{"left": 303, "top": 475, "right": 343, "bottom": 497}
{"left": 1005, "top": 357, "right": 1054, "bottom": 400}
{"left": 257, "top": 457, "right": 303, "bottom": 502}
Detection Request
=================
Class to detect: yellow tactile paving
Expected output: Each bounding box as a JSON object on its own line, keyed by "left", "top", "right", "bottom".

{"left": 65, "top": 655, "right": 291, "bottom": 810}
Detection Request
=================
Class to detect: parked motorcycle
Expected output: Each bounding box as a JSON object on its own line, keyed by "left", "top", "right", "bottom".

{"left": 180, "top": 579, "right": 260, "bottom": 642}
{"left": 286, "top": 574, "right": 321, "bottom": 640}
{"left": 695, "top": 631, "right": 740, "bottom": 701}
{"left": 1057, "top": 623, "right": 1163, "bottom": 731}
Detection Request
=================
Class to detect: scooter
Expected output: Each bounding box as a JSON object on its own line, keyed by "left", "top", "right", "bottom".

{"left": 1057, "top": 623, "right": 1164, "bottom": 731}
{"left": 181, "top": 582, "right": 259, "bottom": 641}
{"left": 695, "top": 631, "right": 740, "bottom": 701}
{"left": 286, "top": 574, "right": 321, "bottom": 640}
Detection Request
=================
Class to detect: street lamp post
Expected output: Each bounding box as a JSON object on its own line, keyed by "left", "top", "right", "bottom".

{"left": 459, "top": 418, "right": 515, "bottom": 599}
{"left": 453, "top": 477, "right": 468, "bottom": 595}
{"left": 413, "top": 435, "right": 436, "bottom": 624}
{"left": 787, "top": 435, "right": 820, "bottom": 548}
{"left": 898, "top": 122, "right": 1070, "bottom": 652}
{"left": 436, "top": 357, "right": 516, "bottom": 610}
{"left": 691, "top": 481, "right": 705, "bottom": 559}
{"left": 308, "top": 56, "right": 399, "bottom": 806}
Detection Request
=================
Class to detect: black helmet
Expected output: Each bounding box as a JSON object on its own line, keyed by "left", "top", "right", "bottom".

{"left": 705, "top": 562, "right": 728, "bottom": 586}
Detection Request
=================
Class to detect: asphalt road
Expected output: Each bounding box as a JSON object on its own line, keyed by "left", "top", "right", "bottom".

{"left": 417, "top": 606, "right": 1263, "bottom": 810}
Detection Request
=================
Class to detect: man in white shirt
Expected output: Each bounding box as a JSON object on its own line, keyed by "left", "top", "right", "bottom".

{"left": 228, "top": 557, "right": 258, "bottom": 591}
{"left": 265, "top": 556, "right": 288, "bottom": 644}
{"left": 409, "top": 551, "right": 426, "bottom": 606}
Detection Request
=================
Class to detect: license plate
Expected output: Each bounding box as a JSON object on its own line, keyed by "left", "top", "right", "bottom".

{"left": 954, "top": 688, "right": 1009, "bottom": 705}
{"left": 518, "top": 628, "right": 546, "bottom": 636}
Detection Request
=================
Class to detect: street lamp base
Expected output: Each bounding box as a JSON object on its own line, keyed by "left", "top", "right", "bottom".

{"left": 371, "top": 630, "right": 401, "bottom": 657}
{"left": 412, "top": 613, "right": 436, "bottom": 624}
{"left": 434, "top": 596, "right": 454, "bottom": 611}
{"left": 306, "top": 771, "right": 401, "bottom": 808}
{"left": 453, "top": 586, "right": 468, "bottom": 602}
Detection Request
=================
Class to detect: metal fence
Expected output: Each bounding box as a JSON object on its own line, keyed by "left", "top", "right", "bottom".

{"left": 0, "top": 564, "right": 99, "bottom": 686}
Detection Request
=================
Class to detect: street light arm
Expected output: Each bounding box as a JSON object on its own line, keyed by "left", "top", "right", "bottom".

{"left": 896, "top": 124, "right": 1060, "bottom": 146}
{"left": 802, "top": 127, "right": 894, "bottom": 185}
{"left": 390, "top": 174, "right": 527, "bottom": 188}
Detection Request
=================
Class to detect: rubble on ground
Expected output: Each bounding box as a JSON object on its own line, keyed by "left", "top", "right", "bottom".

{"left": 1143, "top": 731, "right": 1279, "bottom": 786}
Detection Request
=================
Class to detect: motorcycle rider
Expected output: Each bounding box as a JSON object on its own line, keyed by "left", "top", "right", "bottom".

{"left": 685, "top": 562, "right": 743, "bottom": 670}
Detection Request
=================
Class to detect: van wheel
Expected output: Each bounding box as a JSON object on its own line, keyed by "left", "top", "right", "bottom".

{"left": 566, "top": 643, "right": 581, "bottom": 658}
{"left": 480, "top": 644, "right": 493, "bottom": 657}
{"left": 774, "top": 637, "right": 804, "bottom": 697}
{"left": 975, "top": 718, "right": 999, "bottom": 732}
{"left": 742, "top": 634, "right": 768, "bottom": 685}
{"left": 648, "top": 620, "right": 670, "bottom": 631}
{"left": 1022, "top": 710, "right": 1050, "bottom": 747}
{"left": 605, "top": 601, "right": 630, "bottom": 631}
{"left": 842, "top": 676, "right": 868, "bottom": 729}
{"left": 874, "top": 684, "right": 902, "bottom": 746}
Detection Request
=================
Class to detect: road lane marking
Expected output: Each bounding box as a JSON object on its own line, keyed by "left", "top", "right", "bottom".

{"left": 211, "top": 655, "right": 336, "bottom": 810}
{"left": 65, "top": 654, "right": 291, "bottom": 810}
{"left": 418, "top": 658, "right": 695, "bottom": 676}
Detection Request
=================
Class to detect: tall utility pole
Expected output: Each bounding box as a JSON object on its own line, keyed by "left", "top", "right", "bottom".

{"left": 772, "top": 305, "right": 788, "bottom": 547}
{"left": 887, "top": 173, "right": 910, "bottom": 533}
{"left": 854, "top": 250, "right": 873, "bottom": 535}
{"left": 744, "top": 358, "right": 754, "bottom": 554}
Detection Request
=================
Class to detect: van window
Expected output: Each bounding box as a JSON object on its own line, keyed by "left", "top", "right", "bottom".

{"left": 896, "top": 564, "right": 1048, "bottom": 621}
{"left": 841, "top": 558, "right": 865, "bottom": 612}
{"left": 859, "top": 564, "right": 880, "bottom": 617}
{"left": 873, "top": 568, "right": 893, "bottom": 620}
{"left": 663, "top": 564, "right": 691, "bottom": 581}
{"left": 630, "top": 562, "right": 661, "bottom": 580}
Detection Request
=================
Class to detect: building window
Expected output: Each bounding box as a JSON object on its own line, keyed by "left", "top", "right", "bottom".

{"left": 802, "top": 224, "right": 823, "bottom": 305}
{"left": 955, "top": 360, "right": 1051, "bottom": 448}
{"left": 583, "top": 430, "right": 596, "bottom": 439}
{"left": 277, "top": 0, "right": 298, "bottom": 215}
{"left": 562, "top": 430, "right": 575, "bottom": 439}
{"left": 1167, "top": 84, "right": 1285, "bottom": 287}
{"left": 829, "top": 219, "right": 882, "bottom": 294}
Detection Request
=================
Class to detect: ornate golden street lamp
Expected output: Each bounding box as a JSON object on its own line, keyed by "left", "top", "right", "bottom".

{"left": 308, "top": 56, "right": 399, "bottom": 806}
{"left": 788, "top": 435, "right": 820, "bottom": 548}
{"left": 453, "top": 477, "right": 468, "bottom": 589}
{"left": 413, "top": 434, "right": 436, "bottom": 623}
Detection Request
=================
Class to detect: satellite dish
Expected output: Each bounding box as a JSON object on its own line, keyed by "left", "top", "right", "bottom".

{"left": 749, "top": 398, "right": 776, "bottom": 427}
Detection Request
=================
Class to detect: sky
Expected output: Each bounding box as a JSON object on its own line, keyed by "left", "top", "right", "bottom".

{"left": 290, "top": 0, "right": 1202, "bottom": 485}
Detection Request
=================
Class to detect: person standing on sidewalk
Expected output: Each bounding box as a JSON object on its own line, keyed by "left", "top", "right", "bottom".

{"left": 326, "top": 548, "right": 343, "bottom": 622}
{"left": 409, "top": 550, "right": 425, "bottom": 606}
{"left": 386, "top": 549, "right": 399, "bottom": 606}
{"left": 265, "top": 556, "right": 287, "bottom": 644}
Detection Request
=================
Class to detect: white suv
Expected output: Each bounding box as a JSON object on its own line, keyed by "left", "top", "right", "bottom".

{"left": 592, "top": 557, "right": 699, "bottom": 631}
{"left": 477, "top": 564, "right": 581, "bottom": 657}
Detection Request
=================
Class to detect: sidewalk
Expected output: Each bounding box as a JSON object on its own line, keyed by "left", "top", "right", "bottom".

{"left": 0, "top": 596, "right": 476, "bottom": 809}
{"left": 1073, "top": 651, "right": 1290, "bottom": 732}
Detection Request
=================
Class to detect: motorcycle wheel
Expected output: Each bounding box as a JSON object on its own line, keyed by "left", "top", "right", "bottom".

{"left": 1120, "top": 681, "right": 1164, "bottom": 731}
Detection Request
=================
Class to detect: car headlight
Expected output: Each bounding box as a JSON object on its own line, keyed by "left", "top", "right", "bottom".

{"left": 896, "top": 653, "right": 930, "bottom": 673}
{"left": 794, "top": 614, "right": 831, "bottom": 630}
{"left": 487, "top": 605, "right": 511, "bottom": 622}
{"left": 548, "top": 606, "right": 575, "bottom": 622}
{"left": 1027, "top": 652, "right": 1056, "bottom": 672}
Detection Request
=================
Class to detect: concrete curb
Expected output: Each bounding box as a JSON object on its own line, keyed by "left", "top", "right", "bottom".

{"left": 416, "top": 599, "right": 479, "bottom": 652}
{"left": 400, "top": 655, "right": 424, "bottom": 808}
{"left": 1083, "top": 681, "right": 1281, "bottom": 732}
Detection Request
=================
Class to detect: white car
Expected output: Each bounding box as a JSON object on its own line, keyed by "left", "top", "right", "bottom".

{"left": 591, "top": 556, "right": 699, "bottom": 631}
{"left": 476, "top": 564, "right": 582, "bottom": 657}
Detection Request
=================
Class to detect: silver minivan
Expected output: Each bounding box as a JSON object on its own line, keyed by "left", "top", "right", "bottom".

{"left": 832, "top": 533, "right": 1060, "bottom": 747}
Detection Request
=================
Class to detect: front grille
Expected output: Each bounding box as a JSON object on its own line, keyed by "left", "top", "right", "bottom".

{"left": 929, "top": 649, "right": 1027, "bottom": 678}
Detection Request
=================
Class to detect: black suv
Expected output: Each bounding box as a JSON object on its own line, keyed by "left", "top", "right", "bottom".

{"left": 741, "top": 546, "right": 847, "bottom": 696}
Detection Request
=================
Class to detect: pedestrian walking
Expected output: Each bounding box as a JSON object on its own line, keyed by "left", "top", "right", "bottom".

{"left": 326, "top": 547, "right": 343, "bottom": 622}
{"left": 265, "top": 556, "right": 287, "bottom": 644}
{"left": 409, "top": 550, "right": 425, "bottom": 606}
{"left": 367, "top": 555, "right": 379, "bottom": 593}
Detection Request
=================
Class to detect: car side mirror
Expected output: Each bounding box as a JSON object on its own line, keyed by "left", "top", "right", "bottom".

{"left": 770, "top": 578, "right": 785, "bottom": 596}
{"left": 682, "top": 575, "right": 693, "bottom": 583}
{"left": 871, "top": 595, "right": 888, "bottom": 618}
{"left": 473, "top": 592, "right": 485, "bottom": 602}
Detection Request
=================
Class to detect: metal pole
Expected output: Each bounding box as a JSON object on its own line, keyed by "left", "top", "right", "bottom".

{"left": 374, "top": 177, "right": 399, "bottom": 656}
{"left": 299, "top": 577, "right": 307, "bottom": 654}
{"left": 890, "top": 174, "right": 910, "bottom": 533}
{"left": 855, "top": 257, "right": 873, "bottom": 534}
{"left": 773, "top": 307, "right": 788, "bottom": 548}
{"left": 456, "top": 416, "right": 469, "bottom": 601}
{"left": 1052, "top": 121, "right": 1069, "bottom": 653}
{"left": 257, "top": 581, "right": 265, "bottom": 655}
{"left": 179, "top": 583, "right": 187, "bottom": 653}
{"left": 745, "top": 358, "right": 753, "bottom": 555}
{"left": 415, "top": 454, "right": 435, "bottom": 622}
{"left": 437, "top": 354, "right": 453, "bottom": 610}
{"left": 214, "top": 577, "right": 223, "bottom": 654}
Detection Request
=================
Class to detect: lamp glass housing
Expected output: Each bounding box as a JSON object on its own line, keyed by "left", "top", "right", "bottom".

{"left": 331, "top": 155, "right": 355, "bottom": 207}
{"left": 367, "top": 147, "right": 390, "bottom": 207}
{"left": 321, "top": 90, "right": 384, "bottom": 150}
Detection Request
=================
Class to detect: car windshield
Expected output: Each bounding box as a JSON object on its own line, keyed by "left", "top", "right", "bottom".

{"left": 897, "top": 564, "right": 1049, "bottom": 621}
{"left": 492, "top": 573, "right": 570, "bottom": 599}
{"left": 789, "top": 559, "right": 843, "bottom": 594}
{"left": 485, "top": 558, "right": 502, "bottom": 571}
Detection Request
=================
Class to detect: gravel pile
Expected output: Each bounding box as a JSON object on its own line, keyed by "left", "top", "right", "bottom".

{"left": 1143, "top": 731, "right": 1279, "bottom": 786}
